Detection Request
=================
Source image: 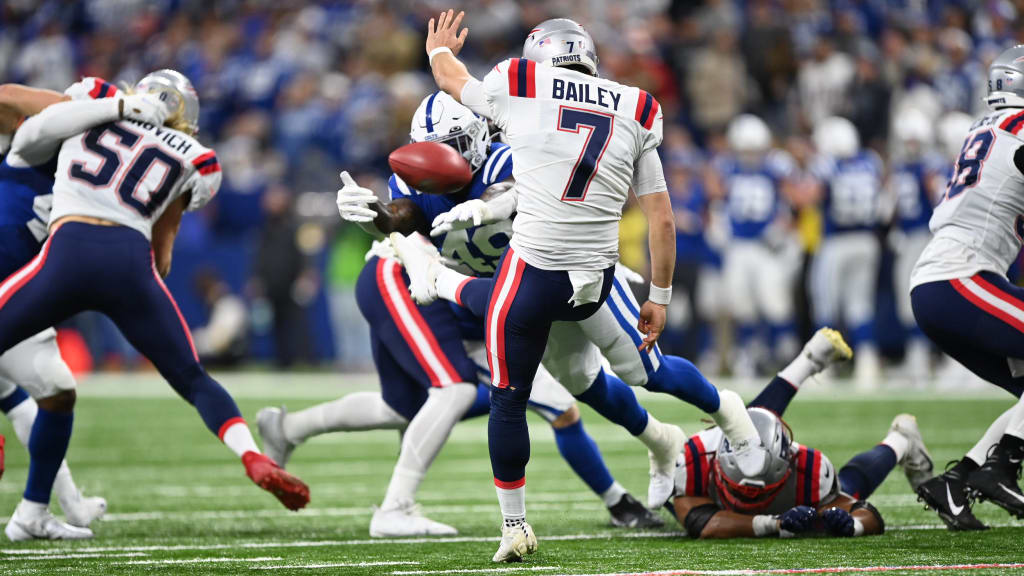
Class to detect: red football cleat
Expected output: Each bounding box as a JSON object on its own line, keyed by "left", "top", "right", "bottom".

{"left": 242, "top": 451, "right": 309, "bottom": 511}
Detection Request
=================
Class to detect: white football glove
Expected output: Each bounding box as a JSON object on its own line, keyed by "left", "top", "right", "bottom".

{"left": 615, "top": 262, "right": 646, "bottom": 285}
{"left": 430, "top": 198, "right": 493, "bottom": 237}
{"left": 119, "top": 93, "right": 171, "bottom": 126}
{"left": 336, "top": 171, "right": 379, "bottom": 223}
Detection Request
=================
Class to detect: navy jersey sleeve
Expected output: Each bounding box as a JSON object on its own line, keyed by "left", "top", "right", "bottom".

{"left": 389, "top": 174, "right": 456, "bottom": 224}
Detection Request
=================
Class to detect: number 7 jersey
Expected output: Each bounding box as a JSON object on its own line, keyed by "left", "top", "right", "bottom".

{"left": 911, "top": 109, "right": 1024, "bottom": 288}
{"left": 50, "top": 119, "right": 221, "bottom": 240}
{"left": 479, "top": 58, "right": 664, "bottom": 271}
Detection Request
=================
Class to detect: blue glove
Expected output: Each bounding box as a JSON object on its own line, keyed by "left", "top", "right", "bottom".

{"left": 779, "top": 505, "right": 817, "bottom": 535}
{"left": 821, "top": 506, "right": 855, "bottom": 537}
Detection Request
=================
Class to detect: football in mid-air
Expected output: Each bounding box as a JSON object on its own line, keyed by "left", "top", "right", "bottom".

{"left": 388, "top": 141, "right": 473, "bottom": 194}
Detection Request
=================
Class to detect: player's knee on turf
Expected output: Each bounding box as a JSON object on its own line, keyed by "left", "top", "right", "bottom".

{"left": 37, "top": 389, "right": 75, "bottom": 413}
{"left": 549, "top": 404, "right": 580, "bottom": 429}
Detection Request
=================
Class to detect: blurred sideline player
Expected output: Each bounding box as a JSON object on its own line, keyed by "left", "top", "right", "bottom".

{"left": 258, "top": 91, "right": 662, "bottom": 535}
{"left": 912, "top": 45, "right": 1024, "bottom": 530}
{"left": 885, "top": 107, "right": 944, "bottom": 383}
{"left": 0, "top": 80, "right": 144, "bottom": 534}
{"left": 808, "top": 116, "right": 884, "bottom": 387}
{"left": 0, "top": 70, "right": 309, "bottom": 541}
{"left": 415, "top": 10, "right": 767, "bottom": 561}
{"left": 669, "top": 328, "right": 933, "bottom": 538}
{"left": 707, "top": 114, "right": 797, "bottom": 376}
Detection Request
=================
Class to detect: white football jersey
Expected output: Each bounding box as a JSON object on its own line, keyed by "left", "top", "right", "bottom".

{"left": 480, "top": 58, "right": 664, "bottom": 270}
{"left": 50, "top": 118, "right": 220, "bottom": 240}
{"left": 911, "top": 109, "right": 1024, "bottom": 288}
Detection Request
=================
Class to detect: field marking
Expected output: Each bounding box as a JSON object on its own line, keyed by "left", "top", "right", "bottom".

{"left": 392, "top": 568, "right": 558, "bottom": 575}
{"left": 252, "top": 561, "right": 422, "bottom": 570}
{"left": 548, "top": 564, "right": 1024, "bottom": 576}
{"left": 0, "top": 532, "right": 685, "bottom": 555}
{"left": 115, "top": 556, "right": 282, "bottom": 566}
{"left": 13, "top": 552, "right": 148, "bottom": 561}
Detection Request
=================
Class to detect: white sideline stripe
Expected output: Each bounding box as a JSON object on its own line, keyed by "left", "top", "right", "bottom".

{"left": 0, "top": 532, "right": 685, "bottom": 555}
{"left": 116, "top": 556, "right": 282, "bottom": 566}
{"left": 393, "top": 568, "right": 557, "bottom": 575}
{"left": 253, "top": 561, "right": 421, "bottom": 570}
{"left": 16, "top": 552, "right": 148, "bottom": 560}
{"left": 546, "top": 563, "right": 1024, "bottom": 576}
{"left": 381, "top": 258, "right": 455, "bottom": 385}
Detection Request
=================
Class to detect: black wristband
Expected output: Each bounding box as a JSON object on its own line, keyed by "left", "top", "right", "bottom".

{"left": 683, "top": 503, "right": 720, "bottom": 539}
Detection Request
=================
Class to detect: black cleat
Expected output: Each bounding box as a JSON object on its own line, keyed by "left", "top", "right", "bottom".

{"left": 608, "top": 493, "right": 664, "bottom": 528}
{"left": 968, "top": 448, "right": 1024, "bottom": 519}
{"left": 917, "top": 465, "right": 988, "bottom": 531}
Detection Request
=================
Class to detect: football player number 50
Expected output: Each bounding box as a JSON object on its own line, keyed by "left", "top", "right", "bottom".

{"left": 558, "top": 106, "right": 613, "bottom": 201}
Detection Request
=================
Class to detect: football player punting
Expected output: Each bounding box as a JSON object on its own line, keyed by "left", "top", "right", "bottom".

{"left": 421, "top": 10, "right": 765, "bottom": 562}
{"left": 258, "top": 91, "right": 662, "bottom": 536}
{"left": 0, "top": 70, "right": 309, "bottom": 541}
{"left": 670, "top": 328, "right": 933, "bottom": 539}
{"left": 912, "top": 45, "right": 1024, "bottom": 530}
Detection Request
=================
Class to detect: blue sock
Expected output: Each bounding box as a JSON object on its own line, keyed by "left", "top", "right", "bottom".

{"left": 457, "top": 278, "right": 491, "bottom": 318}
{"left": 575, "top": 370, "right": 649, "bottom": 436}
{"left": 737, "top": 323, "right": 756, "bottom": 347}
{"left": 24, "top": 408, "right": 74, "bottom": 504}
{"left": 553, "top": 419, "right": 615, "bottom": 495}
{"left": 838, "top": 444, "right": 897, "bottom": 500}
{"left": 461, "top": 383, "right": 491, "bottom": 420}
{"left": 0, "top": 386, "right": 29, "bottom": 413}
{"left": 644, "top": 355, "right": 720, "bottom": 413}
{"left": 850, "top": 322, "right": 875, "bottom": 348}
{"left": 748, "top": 376, "right": 798, "bottom": 415}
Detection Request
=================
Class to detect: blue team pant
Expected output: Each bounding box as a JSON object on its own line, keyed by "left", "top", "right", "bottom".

{"left": 912, "top": 272, "right": 1024, "bottom": 397}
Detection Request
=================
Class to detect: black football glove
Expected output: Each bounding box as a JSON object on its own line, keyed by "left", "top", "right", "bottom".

{"left": 779, "top": 505, "right": 817, "bottom": 536}
{"left": 821, "top": 506, "right": 856, "bottom": 537}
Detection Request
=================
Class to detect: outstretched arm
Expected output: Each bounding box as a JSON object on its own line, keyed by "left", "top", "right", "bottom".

{"left": 0, "top": 84, "right": 67, "bottom": 134}
{"left": 336, "top": 171, "right": 429, "bottom": 238}
{"left": 425, "top": 10, "right": 476, "bottom": 103}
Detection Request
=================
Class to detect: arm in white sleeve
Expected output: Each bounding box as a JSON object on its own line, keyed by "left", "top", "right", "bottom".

{"left": 9, "top": 97, "right": 121, "bottom": 167}
{"left": 460, "top": 78, "right": 492, "bottom": 120}
{"left": 483, "top": 181, "right": 518, "bottom": 220}
{"left": 632, "top": 148, "right": 668, "bottom": 196}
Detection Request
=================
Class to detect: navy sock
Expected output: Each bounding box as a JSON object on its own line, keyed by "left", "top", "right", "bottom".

{"left": 553, "top": 419, "right": 615, "bottom": 495}
{"left": 24, "top": 408, "right": 74, "bottom": 504}
{"left": 748, "top": 376, "right": 798, "bottom": 415}
{"left": 575, "top": 370, "right": 648, "bottom": 436}
{"left": 643, "top": 355, "right": 720, "bottom": 413}
{"left": 0, "top": 386, "right": 29, "bottom": 413}
{"left": 457, "top": 278, "right": 491, "bottom": 318}
{"left": 838, "top": 444, "right": 897, "bottom": 500}
{"left": 488, "top": 384, "right": 531, "bottom": 484}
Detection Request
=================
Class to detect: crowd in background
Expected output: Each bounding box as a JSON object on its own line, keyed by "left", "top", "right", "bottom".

{"left": 1, "top": 0, "right": 1020, "bottom": 382}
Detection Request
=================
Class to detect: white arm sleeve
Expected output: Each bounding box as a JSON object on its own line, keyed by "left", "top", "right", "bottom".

{"left": 485, "top": 183, "right": 518, "bottom": 221}
{"left": 460, "top": 79, "right": 491, "bottom": 120}
{"left": 632, "top": 148, "right": 667, "bottom": 196}
{"left": 9, "top": 97, "right": 120, "bottom": 167}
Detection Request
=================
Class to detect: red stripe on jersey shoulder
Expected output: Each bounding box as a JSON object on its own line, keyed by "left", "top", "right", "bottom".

{"left": 525, "top": 59, "right": 536, "bottom": 98}
{"left": 634, "top": 90, "right": 659, "bottom": 130}
{"left": 508, "top": 59, "right": 521, "bottom": 97}
{"left": 1000, "top": 110, "right": 1024, "bottom": 134}
{"left": 88, "top": 78, "right": 117, "bottom": 100}
{"left": 645, "top": 96, "right": 660, "bottom": 130}
{"left": 192, "top": 151, "right": 220, "bottom": 175}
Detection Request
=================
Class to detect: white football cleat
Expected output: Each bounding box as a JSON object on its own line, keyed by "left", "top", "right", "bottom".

{"left": 389, "top": 232, "right": 441, "bottom": 305}
{"left": 492, "top": 521, "right": 537, "bottom": 563}
{"left": 802, "top": 327, "right": 853, "bottom": 375}
{"left": 647, "top": 422, "right": 686, "bottom": 509}
{"left": 62, "top": 495, "right": 107, "bottom": 528}
{"left": 5, "top": 501, "right": 93, "bottom": 541}
{"left": 890, "top": 413, "right": 934, "bottom": 491}
{"left": 257, "top": 406, "right": 297, "bottom": 469}
{"left": 369, "top": 500, "right": 457, "bottom": 537}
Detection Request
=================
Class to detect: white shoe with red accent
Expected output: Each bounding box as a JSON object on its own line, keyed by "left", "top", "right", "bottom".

{"left": 389, "top": 232, "right": 441, "bottom": 305}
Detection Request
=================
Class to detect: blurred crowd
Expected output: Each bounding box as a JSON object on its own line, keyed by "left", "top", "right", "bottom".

{"left": 1, "top": 0, "right": 1020, "bottom": 381}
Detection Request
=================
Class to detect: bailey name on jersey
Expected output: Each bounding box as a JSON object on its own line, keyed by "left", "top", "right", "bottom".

{"left": 552, "top": 78, "right": 622, "bottom": 111}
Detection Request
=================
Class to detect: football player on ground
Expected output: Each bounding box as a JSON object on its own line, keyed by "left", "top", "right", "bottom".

{"left": 669, "top": 328, "right": 933, "bottom": 538}
{"left": 0, "top": 70, "right": 309, "bottom": 541}
{"left": 912, "top": 45, "right": 1024, "bottom": 530}
{"left": 258, "top": 91, "right": 663, "bottom": 536}
{"left": 0, "top": 79, "right": 141, "bottom": 537}
{"left": 808, "top": 116, "right": 885, "bottom": 387}
{"left": 413, "top": 10, "right": 767, "bottom": 561}
{"left": 707, "top": 114, "right": 798, "bottom": 375}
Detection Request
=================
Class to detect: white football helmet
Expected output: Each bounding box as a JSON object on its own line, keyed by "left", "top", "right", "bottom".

{"left": 523, "top": 18, "right": 598, "bottom": 76}
{"left": 726, "top": 114, "right": 772, "bottom": 153}
{"left": 135, "top": 69, "right": 200, "bottom": 134}
{"left": 410, "top": 91, "right": 489, "bottom": 173}
{"left": 813, "top": 116, "right": 859, "bottom": 159}
{"left": 937, "top": 111, "right": 975, "bottom": 161}
{"left": 986, "top": 45, "right": 1024, "bottom": 110}
{"left": 893, "top": 107, "right": 933, "bottom": 145}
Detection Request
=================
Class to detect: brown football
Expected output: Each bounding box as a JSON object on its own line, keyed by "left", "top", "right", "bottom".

{"left": 388, "top": 141, "right": 473, "bottom": 195}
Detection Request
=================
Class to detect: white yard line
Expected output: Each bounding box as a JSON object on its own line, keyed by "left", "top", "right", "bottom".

{"left": 546, "top": 563, "right": 1024, "bottom": 576}
{"left": 13, "top": 552, "right": 148, "bottom": 561}
{"left": 253, "top": 561, "right": 422, "bottom": 570}
{"left": 115, "top": 556, "right": 282, "bottom": 566}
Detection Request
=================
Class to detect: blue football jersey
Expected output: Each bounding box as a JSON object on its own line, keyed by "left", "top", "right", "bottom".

{"left": 815, "top": 151, "right": 883, "bottom": 235}
{"left": 890, "top": 157, "right": 942, "bottom": 232}
{"left": 0, "top": 155, "right": 58, "bottom": 279}
{"left": 388, "top": 142, "right": 513, "bottom": 341}
{"left": 715, "top": 152, "right": 792, "bottom": 240}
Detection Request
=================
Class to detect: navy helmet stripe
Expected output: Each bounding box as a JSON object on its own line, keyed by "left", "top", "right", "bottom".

{"left": 425, "top": 92, "right": 439, "bottom": 133}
